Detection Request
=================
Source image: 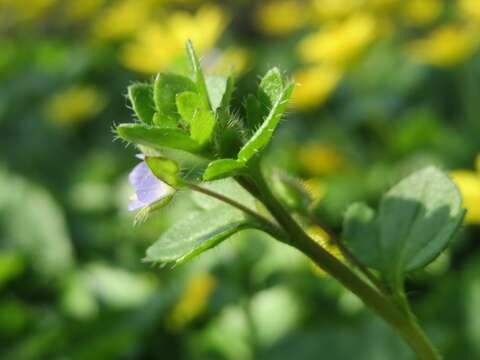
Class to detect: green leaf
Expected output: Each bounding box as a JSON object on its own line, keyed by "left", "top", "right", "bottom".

{"left": 128, "top": 84, "right": 155, "bottom": 124}
{"left": 245, "top": 94, "right": 263, "bottom": 130}
{"left": 153, "top": 72, "right": 196, "bottom": 127}
{"left": 258, "top": 67, "right": 284, "bottom": 109}
{"left": 203, "top": 159, "right": 246, "bottom": 181}
{"left": 342, "top": 167, "right": 465, "bottom": 286}
{"left": 146, "top": 206, "right": 250, "bottom": 264}
{"left": 190, "top": 108, "right": 217, "bottom": 146}
{"left": 378, "top": 166, "right": 464, "bottom": 276}
{"left": 192, "top": 178, "right": 256, "bottom": 211}
{"left": 145, "top": 156, "right": 184, "bottom": 187}
{"left": 205, "top": 75, "right": 232, "bottom": 112}
{"left": 176, "top": 91, "right": 202, "bottom": 124}
{"left": 186, "top": 40, "right": 211, "bottom": 110}
{"left": 342, "top": 202, "right": 381, "bottom": 269}
{"left": 238, "top": 82, "right": 294, "bottom": 163}
{"left": 116, "top": 123, "right": 201, "bottom": 152}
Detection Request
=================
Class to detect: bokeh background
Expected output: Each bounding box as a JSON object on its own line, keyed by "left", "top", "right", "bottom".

{"left": 1, "top": 0, "right": 480, "bottom": 359}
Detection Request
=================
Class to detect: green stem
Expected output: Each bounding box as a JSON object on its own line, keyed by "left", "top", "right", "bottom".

{"left": 241, "top": 163, "right": 442, "bottom": 360}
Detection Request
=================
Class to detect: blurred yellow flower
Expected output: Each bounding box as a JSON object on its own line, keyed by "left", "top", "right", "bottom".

{"left": 292, "top": 65, "right": 342, "bottom": 109}
{"left": 121, "top": 5, "right": 227, "bottom": 73}
{"left": 44, "top": 86, "right": 106, "bottom": 125}
{"left": 167, "top": 273, "right": 216, "bottom": 330}
{"left": 459, "top": 0, "right": 480, "bottom": 23}
{"left": 298, "top": 13, "right": 377, "bottom": 66}
{"left": 307, "top": 226, "right": 343, "bottom": 276}
{"left": 312, "top": 0, "right": 362, "bottom": 21}
{"left": 255, "top": 0, "right": 308, "bottom": 35}
{"left": 368, "top": 0, "right": 400, "bottom": 11}
{"left": 298, "top": 144, "right": 346, "bottom": 177}
{"left": 450, "top": 155, "right": 480, "bottom": 225}
{"left": 92, "top": 0, "right": 151, "bottom": 41}
{"left": 402, "top": 0, "right": 442, "bottom": 26}
{"left": 406, "top": 24, "right": 479, "bottom": 66}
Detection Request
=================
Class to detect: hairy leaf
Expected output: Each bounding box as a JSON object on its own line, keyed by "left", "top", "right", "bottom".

{"left": 116, "top": 124, "right": 200, "bottom": 152}
{"left": 146, "top": 206, "right": 250, "bottom": 264}
{"left": 153, "top": 73, "right": 196, "bottom": 127}
{"left": 203, "top": 159, "right": 246, "bottom": 181}
{"left": 128, "top": 84, "right": 155, "bottom": 124}
{"left": 238, "top": 82, "right": 294, "bottom": 162}
{"left": 186, "top": 40, "right": 211, "bottom": 111}
{"left": 145, "top": 156, "right": 183, "bottom": 187}
{"left": 190, "top": 108, "right": 217, "bottom": 146}
{"left": 176, "top": 91, "right": 202, "bottom": 124}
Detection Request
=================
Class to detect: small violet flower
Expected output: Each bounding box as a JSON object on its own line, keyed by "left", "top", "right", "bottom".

{"left": 128, "top": 155, "right": 169, "bottom": 211}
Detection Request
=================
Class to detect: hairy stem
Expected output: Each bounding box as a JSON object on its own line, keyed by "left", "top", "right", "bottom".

{"left": 240, "top": 163, "right": 442, "bottom": 360}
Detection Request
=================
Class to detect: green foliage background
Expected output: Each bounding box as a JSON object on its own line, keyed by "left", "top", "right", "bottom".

{"left": 1, "top": 0, "right": 480, "bottom": 359}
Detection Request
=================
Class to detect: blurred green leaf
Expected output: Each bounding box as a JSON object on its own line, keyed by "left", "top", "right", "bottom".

{"left": 176, "top": 91, "right": 202, "bottom": 124}
{"left": 203, "top": 159, "right": 246, "bottom": 181}
{"left": 146, "top": 206, "right": 251, "bottom": 264}
{"left": 116, "top": 124, "right": 201, "bottom": 152}
{"left": 190, "top": 108, "right": 216, "bottom": 146}
{"left": 153, "top": 72, "right": 196, "bottom": 127}
{"left": 192, "top": 178, "right": 256, "bottom": 211}
{"left": 343, "top": 167, "right": 465, "bottom": 286}
{"left": 0, "top": 252, "right": 23, "bottom": 288}
{"left": 128, "top": 83, "right": 155, "bottom": 124}
{"left": 238, "top": 82, "right": 294, "bottom": 162}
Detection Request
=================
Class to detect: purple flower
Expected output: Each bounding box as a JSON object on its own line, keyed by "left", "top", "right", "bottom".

{"left": 128, "top": 155, "right": 169, "bottom": 211}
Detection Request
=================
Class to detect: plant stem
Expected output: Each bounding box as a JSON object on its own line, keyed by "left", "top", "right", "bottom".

{"left": 242, "top": 164, "right": 442, "bottom": 360}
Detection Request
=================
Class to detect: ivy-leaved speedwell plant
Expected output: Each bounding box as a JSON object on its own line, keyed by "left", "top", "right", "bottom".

{"left": 115, "top": 41, "right": 465, "bottom": 360}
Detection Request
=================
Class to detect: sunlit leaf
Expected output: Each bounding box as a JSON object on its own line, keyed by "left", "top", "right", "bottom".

{"left": 203, "top": 159, "right": 246, "bottom": 181}
{"left": 190, "top": 108, "right": 217, "bottom": 146}
{"left": 128, "top": 83, "right": 155, "bottom": 124}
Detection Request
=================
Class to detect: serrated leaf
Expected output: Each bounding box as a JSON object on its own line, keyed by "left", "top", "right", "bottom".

{"left": 128, "top": 84, "right": 155, "bottom": 124}
{"left": 145, "top": 156, "right": 184, "bottom": 187}
{"left": 116, "top": 124, "right": 201, "bottom": 152}
{"left": 176, "top": 91, "right": 202, "bottom": 124}
{"left": 186, "top": 40, "right": 211, "bottom": 111}
{"left": 153, "top": 73, "right": 196, "bottom": 127}
{"left": 342, "top": 167, "right": 465, "bottom": 287}
{"left": 190, "top": 108, "right": 217, "bottom": 146}
{"left": 258, "top": 67, "right": 284, "bottom": 109}
{"left": 146, "top": 206, "right": 251, "bottom": 264}
{"left": 238, "top": 82, "right": 294, "bottom": 162}
{"left": 203, "top": 159, "right": 246, "bottom": 181}
{"left": 192, "top": 178, "right": 256, "bottom": 212}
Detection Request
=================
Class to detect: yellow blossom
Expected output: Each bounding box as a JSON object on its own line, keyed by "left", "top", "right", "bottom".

{"left": 312, "top": 0, "right": 362, "bottom": 21}
{"left": 92, "top": 0, "right": 151, "bottom": 41}
{"left": 368, "top": 0, "right": 401, "bottom": 11}
{"left": 121, "top": 5, "right": 227, "bottom": 73}
{"left": 406, "top": 24, "right": 479, "bottom": 66}
{"left": 298, "top": 144, "right": 346, "bottom": 177}
{"left": 167, "top": 273, "right": 217, "bottom": 330}
{"left": 450, "top": 155, "right": 480, "bottom": 224}
{"left": 255, "top": 0, "right": 308, "bottom": 35}
{"left": 402, "top": 0, "right": 442, "bottom": 26}
{"left": 307, "top": 226, "right": 343, "bottom": 276}
{"left": 291, "top": 65, "right": 342, "bottom": 109}
{"left": 44, "top": 86, "right": 106, "bottom": 125}
{"left": 459, "top": 0, "right": 480, "bottom": 23}
{"left": 298, "top": 13, "right": 377, "bottom": 66}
